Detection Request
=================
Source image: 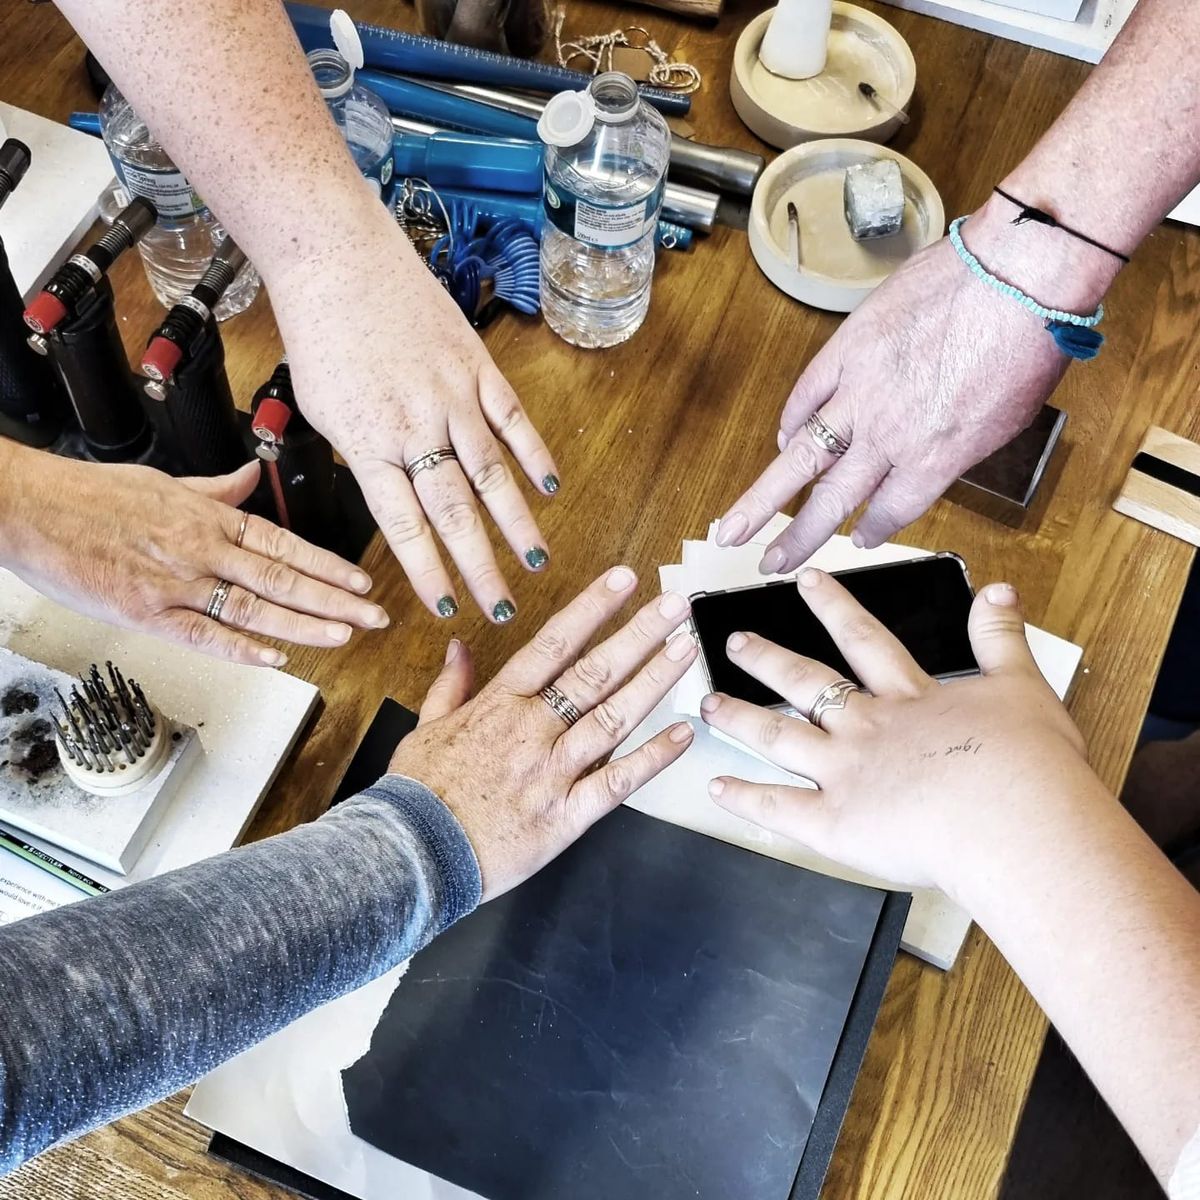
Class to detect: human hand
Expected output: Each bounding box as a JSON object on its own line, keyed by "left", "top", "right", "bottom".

{"left": 388, "top": 566, "right": 698, "bottom": 900}
{"left": 270, "top": 211, "right": 558, "bottom": 626}
{"left": 717, "top": 198, "right": 1115, "bottom": 573}
{"left": 699, "top": 568, "right": 1095, "bottom": 896}
{"left": 2, "top": 453, "right": 388, "bottom": 667}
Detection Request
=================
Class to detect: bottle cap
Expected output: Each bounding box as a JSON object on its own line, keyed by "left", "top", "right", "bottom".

{"left": 537, "top": 90, "right": 596, "bottom": 148}
{"left": 330, "top": 10, "right": 364, "bottom": 71}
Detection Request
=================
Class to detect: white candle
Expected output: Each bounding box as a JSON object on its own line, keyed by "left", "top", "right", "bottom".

{"left": 758, "top": 0, "right": 834, "bottom": 80}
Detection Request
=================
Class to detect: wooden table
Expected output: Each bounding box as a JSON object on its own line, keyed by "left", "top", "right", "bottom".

{"left": 2, "top": 0, "right": 1197, "bottom": 1196}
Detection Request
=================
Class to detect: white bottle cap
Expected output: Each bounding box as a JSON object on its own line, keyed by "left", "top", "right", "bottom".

{"left": 330, "top": 9, "right": 365, "bottom": 71}
{"left": 537, "top": 90, "right": 596, "bottom": 148}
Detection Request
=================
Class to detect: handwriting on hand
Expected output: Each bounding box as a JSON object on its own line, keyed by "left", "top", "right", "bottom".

{"left": 921, "top": 736, "right": 983, "bottom": 760}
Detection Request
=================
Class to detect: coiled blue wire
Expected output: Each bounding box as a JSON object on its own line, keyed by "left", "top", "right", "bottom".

{"left": 429, "top": 206, "right": 541, "bottom": 318}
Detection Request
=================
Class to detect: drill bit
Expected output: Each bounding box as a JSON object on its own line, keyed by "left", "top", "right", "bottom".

{"left": 54, "top": 662, "right": 157, "bottom": 773}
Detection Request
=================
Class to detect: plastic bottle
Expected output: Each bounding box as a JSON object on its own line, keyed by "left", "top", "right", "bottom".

{"left": 536, "top": 72, "right": 671, "bottom": 349}
{"left": 98, "top": 86, "right": 260, "bottom": 319}
{"left": 309, "top": 10, "right": 396, "bottom": 207}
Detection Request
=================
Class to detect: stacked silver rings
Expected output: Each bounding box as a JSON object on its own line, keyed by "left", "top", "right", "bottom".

{"left": 805, "top": 413, "right": 851, "bottom": 458}
{"left": 405, "top": 446, "right": 458, "bottom": 482}
{"left": 539, "top": 684, "right": 583, "bottom": 728}
{"left": 206, "top": 579, "right": 233, "bottom": 622}
{"left": 807, "top": 679, "right": 865, "bottom": 730}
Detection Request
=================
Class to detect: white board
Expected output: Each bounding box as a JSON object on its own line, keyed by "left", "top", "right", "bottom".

{"left": 0, "top": 103, "right": 115, "bottom": 298}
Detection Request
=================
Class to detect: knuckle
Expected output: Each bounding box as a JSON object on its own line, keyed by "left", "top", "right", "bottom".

{"left": 221, "top": 588, "right": 262, "bottom": 631}
{"left": 257, "top": 559, "right": 295, "bottom": 600}
{"left": 807, "top": 482, "right": 851, "bottom": 525}
{"left": 531, "top": 625, "right": 572, "bottom": 664}
{"left": 784, "top": 658, "right": 815, "bottom": 691}
{"left": 470, "top": 459, "right": 510, "bottom": 497}
{"left": 784, "top": 437, "right": 822, "bottom": 480}
{"left": 757, "top": 788, "right": 779, "bottom": 818}
{"left": 758, "top": 713, "right": 787, "bottom": 747}
{"left": 260, "top": 523, "right": 291, "bottom": 562}
{"left": 574, "top": 651, "right": 614, "bottom": 693}
{"left": 493, "top": 397, "right": 524, "bottom": 435}
{"left": 383, "top": 511, "right": 431, "bottom": 547}
{"left": 435, "top": 500, "right": 482, "bottom": 540}
{"left": 592, "top": 699, "right": 627, "bottom": 740}
{"left": 840, "top": 617, "right": 879, "bottom": 645}
{"left": 603, "top": 761, "right": 633, "bottom": 801}
{"left": 182, "top": 616, "right": 221, "bottom": 653}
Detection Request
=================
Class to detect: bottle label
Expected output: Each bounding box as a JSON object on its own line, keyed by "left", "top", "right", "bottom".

{"left": 543, "top": 171, "right": 664, "bottom": 249}
{"left": 108, "top": 155, "right": 206, "bottom": 220}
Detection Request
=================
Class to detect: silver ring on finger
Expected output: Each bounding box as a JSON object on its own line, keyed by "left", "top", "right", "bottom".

{"left": 405, "top": 445, "right": 458, "bottom": 482}
{"left": 807, "top": 678, "right": 865, "bottom": 730}
{"left": 206, "top": 579, "right": 234, "bottom": 623}
{"left": 805, "top": 412, "right": 851, "bottom": 458}
{"left": 539, "top": 683, "right": 583, "bottom": 728}
{"left": 235, "top": 510, "right": 250, "bottom": 549}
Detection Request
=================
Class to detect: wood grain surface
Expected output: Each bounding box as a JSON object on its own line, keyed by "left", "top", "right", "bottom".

{"left": 1, "top": 0, "right": 1197, "bottom": 1196}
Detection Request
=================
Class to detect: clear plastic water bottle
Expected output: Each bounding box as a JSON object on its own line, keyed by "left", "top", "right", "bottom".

{"left": 537, "top": 72, "right": 671, "bottom": 349}
{"left": 309, "top": 11, "right": 396, "bottom": 207}
{"left": 97, "top": 85, "right": 260, "bottom": 320}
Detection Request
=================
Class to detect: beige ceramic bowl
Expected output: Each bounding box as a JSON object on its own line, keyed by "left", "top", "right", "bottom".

{"left": 749, "top": 138, "right": 945, "bottom": 313}
{"left": 731, "top": 3, "right": 917, "bottom": 150}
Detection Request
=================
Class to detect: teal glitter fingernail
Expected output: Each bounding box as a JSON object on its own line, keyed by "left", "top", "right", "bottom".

{"left": 524, "top": 546, "right": 549, "bottom": 570}
{"left": 492, "top": 599, "right": 516, "bottom": 623}
{"left": 542, "top": 474, "right": 560, "bottom": 494}
{"left": 436, "top": 595, "right": 458, "bottom": 619}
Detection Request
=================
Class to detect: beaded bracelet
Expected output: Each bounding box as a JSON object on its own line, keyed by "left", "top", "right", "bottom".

{"left": 948, "top": 216, "right": 1105, "bottom": 361}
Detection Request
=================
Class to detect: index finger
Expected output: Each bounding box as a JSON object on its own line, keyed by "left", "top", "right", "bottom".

{"left": 716, "top": 433, "right": 835, "bottom": 550}
{"left": 491, "top": 565, "right": 639, "bottom": 695}
{"left": 792, "top": 568, "right": 929, "bottom": 697}
{"left": 229, "top": 510, "right": 374, "bottom": 596}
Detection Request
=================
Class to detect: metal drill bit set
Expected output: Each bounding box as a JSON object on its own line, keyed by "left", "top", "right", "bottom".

{"left": 52, "top": 662, "right": 160, "bottom": 778}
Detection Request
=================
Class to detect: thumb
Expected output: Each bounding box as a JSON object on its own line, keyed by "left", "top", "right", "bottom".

{"left": 418, "top": 639, "right": 475, "bottom": 724}
{"left": 180, "top": 461, "right": 261, "bottom": 507}
{"left": 968, "top": 583, "right": 1039, "bottom": 677}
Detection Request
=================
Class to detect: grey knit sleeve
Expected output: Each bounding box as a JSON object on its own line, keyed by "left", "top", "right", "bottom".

{"left": 0, "top": 773, "right": 481, "bottom": 1174}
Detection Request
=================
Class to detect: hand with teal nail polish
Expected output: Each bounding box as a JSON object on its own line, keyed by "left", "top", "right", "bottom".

{"left": 390, "top": 566, "right": 698, "bottom": 900}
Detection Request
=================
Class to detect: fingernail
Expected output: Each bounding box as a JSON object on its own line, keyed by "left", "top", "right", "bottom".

{"left": 260, "top": 648, "right": 286, "bottom": 667}
{"left": 666, "top": 633, "right": 695, "bottom": 662}
{"left": 606, "top": 566, "right": 636, "bottom": 592}
{"left": 525, "top": 546, "right": 549, "bottom": 570}
{"left": 350, "top": 571, "right": 371, "bottom": 593}
{"left": 727, "top": 632, "right": 748, "bottom": 653}
{"left": 445, "top": 637, "right": 460, "bottom": 664}
{"left": 716, "top": 513, "right": 748, "bottom": 547}
{"left": 669, "top": 722, "right": 694, "bottom": 744}
{"left": 542, "top": 473, "right": 560, "bottom": 495}
{"left": 327, "top": 623, "right": 352, "bottom": 643}
{"left": 709, "top": 778, "right": 726, "bottom": 798}
{"left": 985, "top": 583, "right": 1019, "bottom": 607}
{"left": 368, "top": 605, "right": 390, "bottom": 628}
{"left": 437, "top": 595, "right": 458, "bottom": 619}
{"left": 701, "top": 693, "right": 722, "bottom": 715}
{"left": 492, "top": 599, "right": 517, "bottom": 623}
{"left": 777, "top": 430, "right": 788, "bottom": 452}
{"left": 798, "top": 568, "right": 821, "bottom": 589}
{"left": 851, "top": 530, "right": 866, "bottom": 549}
{"left": 760, "top": 547, "right": 786, "bottom": 574}
{"left": 658, "top": 591, "right": 688, "bottom": 619}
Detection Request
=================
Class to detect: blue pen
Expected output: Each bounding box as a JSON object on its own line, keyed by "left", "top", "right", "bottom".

{"left": 69, "top": 112, "right": 102, "bottom": 136}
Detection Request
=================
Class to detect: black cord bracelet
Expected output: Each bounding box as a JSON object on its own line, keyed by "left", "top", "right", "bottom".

{"left": 993, "top": 186, "right": 1132, "bottom": 265}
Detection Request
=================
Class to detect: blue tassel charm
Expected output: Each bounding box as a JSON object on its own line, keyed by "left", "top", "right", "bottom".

{"left": 1046, "top": 320, "right": 1104, "bottom": 361}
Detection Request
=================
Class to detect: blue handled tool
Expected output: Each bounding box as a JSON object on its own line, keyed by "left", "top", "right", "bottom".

{"left": 286, "top": 2, "right": 691, "bottom": 118}
{"left": 393, "top": 131, "right": 543, "bottom": 194}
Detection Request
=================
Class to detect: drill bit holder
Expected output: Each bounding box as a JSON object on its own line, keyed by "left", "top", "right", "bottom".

{"left": 53, "top": 663, "right": 170, "bottom": 797}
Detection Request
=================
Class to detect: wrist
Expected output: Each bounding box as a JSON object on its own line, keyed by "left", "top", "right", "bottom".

{"left": 0, "top": 439, "right": 49, "bottom": 566}
{"left": 962, "top": 191, "right": 1120, "bottom": 315}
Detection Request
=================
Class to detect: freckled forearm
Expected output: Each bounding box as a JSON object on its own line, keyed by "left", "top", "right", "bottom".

{"left": 55, "top": 0, "right": 409, "bottom": 291}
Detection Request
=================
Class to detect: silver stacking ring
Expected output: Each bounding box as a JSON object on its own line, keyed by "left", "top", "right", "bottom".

{"left": 404, "top": 445, "right": 458, "bottom": 482}
{"left": 206, "top": 579, "right": 233, "bottom": 623}
{"left": 805, "top": 412, "right": 851, "bottom": 458}
{"left": 235, "top": 510, "right": 250, "bottom": 549}
{"left": 807, "top": 679, "right": 865, "bottom": 730}
{"left": 539, "top": 684, "right": 583, "bottom": 729}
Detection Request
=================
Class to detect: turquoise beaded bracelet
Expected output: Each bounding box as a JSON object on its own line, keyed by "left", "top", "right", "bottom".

{"left": 948, "top": 216, "right": 1105, "bottom": 361}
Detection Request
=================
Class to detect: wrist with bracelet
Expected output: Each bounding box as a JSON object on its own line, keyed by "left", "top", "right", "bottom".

{"left": 949, "top": 187, "right": 1131, "bottom": 362}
